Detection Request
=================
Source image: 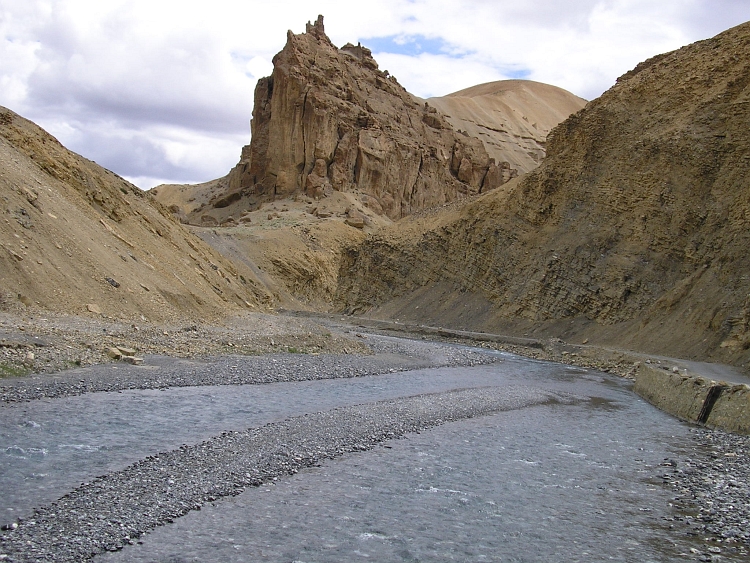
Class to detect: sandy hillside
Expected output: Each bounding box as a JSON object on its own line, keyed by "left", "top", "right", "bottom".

{"left": 334, "top": 22, "right": 750, "bottom": 371}
{"left": 149, "top": 178, "right": 224, "bottom": 220}
{"left": 0, "top": 107, "right": 274, "bottom": 324}
{"left": 428, "top": 80, "right": 587, "bottom": 173}
{"left": 185, "top": 191, "right": 384, "bottom": 310}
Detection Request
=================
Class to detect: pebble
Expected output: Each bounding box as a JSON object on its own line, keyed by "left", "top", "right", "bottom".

{"left": 0, "top": 335, "right": 498, "bottom": 403}
{"left": 661, "top": 427, "right": 750, "bottom": 555}
{"left": 1, "top": 311, "right": 748, "bottom": 560}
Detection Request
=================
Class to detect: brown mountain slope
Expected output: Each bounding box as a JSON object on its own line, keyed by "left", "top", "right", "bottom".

{"left": 334, "top": 22, "right": 750, "bottom": 371}
{"left": 0, "top": 107, "right": 273, "bottom": 322}
{"left": 428, "top": 80, "right": 587, "bottom": 174}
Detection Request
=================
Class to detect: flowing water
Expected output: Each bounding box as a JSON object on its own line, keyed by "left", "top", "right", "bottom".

{"left": 0, "top": 346, "right": 732, "bottom": 561}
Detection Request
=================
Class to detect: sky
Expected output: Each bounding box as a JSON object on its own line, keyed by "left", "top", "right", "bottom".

{"left": 1, "top": 1, "right": 749, "bottom": 190}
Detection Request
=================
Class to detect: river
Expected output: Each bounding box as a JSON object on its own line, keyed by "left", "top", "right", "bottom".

{"left": 0, "top": 339, "right": 737, "bottom": 561}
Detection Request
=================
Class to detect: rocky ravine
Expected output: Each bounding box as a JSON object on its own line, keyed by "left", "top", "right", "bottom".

{"left": 334, "top": 21, "right": 750, "bottom": 372}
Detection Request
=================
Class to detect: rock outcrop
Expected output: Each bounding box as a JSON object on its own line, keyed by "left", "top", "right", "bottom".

{"left": 334, "top": 22, "right": 750, "bottom": 370}
{"left": 203, "top": 16, "right": 509, "bottom": 221}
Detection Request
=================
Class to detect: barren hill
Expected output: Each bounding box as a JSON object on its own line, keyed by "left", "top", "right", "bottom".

{"left": 335, "top": 22, "right": 750, "bottom": 370}
{"left": 153, "top": 17, "right": 582, "bottom": 227}
{"left": 428, "top": 80, "right": 587, "bottom": 174}
{"left": 0, "top": 107, "right": 273, "bottom": 323}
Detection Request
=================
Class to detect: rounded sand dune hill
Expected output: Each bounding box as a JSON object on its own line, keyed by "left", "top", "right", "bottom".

{"left": 428, "top": 79, "right": 587, "bottom": 173}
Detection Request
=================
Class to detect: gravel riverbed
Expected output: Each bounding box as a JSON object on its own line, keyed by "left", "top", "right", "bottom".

{"left": 0, "top": 386, "right": 568, "bottom": 562}
{"left": 661, "top": 428, "right": 750, "bottom": 560}
{"left": 0, "top": 311, "right": 373, "bottom": 379}
{"left": 1, "top": 311, "right": 749, "bottom": 562}
{"left": 0, "top": 334, "right": 498, "bottom": 403}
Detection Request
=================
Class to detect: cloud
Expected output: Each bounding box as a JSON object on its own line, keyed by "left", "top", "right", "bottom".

{"left": 373, "top": 52, "right": 509, "bottom": 100}
{"left": 359, "top": 0, "right": 697, "bottom": 100}
{"left": 1, "top": 0, "right": 749, "bottom": 188}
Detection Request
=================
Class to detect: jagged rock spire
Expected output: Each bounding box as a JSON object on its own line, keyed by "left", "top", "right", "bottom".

{"left": 223, "top": 17, "right": 510, "bottom": 219}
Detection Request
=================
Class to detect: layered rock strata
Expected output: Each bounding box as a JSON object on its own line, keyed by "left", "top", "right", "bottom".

{"left": 335, "top": 22, "right": 750, "bottom": 369}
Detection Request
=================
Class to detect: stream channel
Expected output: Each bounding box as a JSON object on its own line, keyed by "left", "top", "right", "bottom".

{"left": 0, "top": 337, "right": 734, "bottom": 562}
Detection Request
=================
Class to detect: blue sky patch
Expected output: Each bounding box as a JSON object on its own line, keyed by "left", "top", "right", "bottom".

{"left": 362, "top": 34, "right": 454, "bottom": 57}
{"left": 506, "top": 68, "right": 532, "bottom": 79}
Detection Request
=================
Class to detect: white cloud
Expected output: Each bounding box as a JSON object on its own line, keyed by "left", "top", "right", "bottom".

{"left": 374, "top": 52, "right": 508, "bottom": 100}
{"left": 1, "top": 0, "right": 749, "bottom": 188}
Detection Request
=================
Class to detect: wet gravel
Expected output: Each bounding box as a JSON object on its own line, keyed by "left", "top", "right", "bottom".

{"left": 1, "top": 316, "right": 749, "bottom": 562}
{"left": 661, "top": 428, "right": 750, "bottom": 559}
{"left": 0, "top": 386, "right": 567, "bottom": 562}
{"left": 0, "top": 311, "right": 372, "bottom": 378}
{"left": 0, "top": 336, "right": 497, "bottom": 403}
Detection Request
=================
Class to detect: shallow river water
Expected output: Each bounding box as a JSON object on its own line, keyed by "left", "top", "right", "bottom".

{"left": 0, "top": 345, "right": 733, "bottom": 562}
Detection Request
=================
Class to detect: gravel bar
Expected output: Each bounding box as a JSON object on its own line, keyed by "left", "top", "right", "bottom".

{"left": 0, "top": 336, "right": 499, "bottom": 403}
{"left": 0, "top": 386, "right": 568, "bottom": 562}
{"left": 661, "top": 428, "right": 750, "bottom": 556}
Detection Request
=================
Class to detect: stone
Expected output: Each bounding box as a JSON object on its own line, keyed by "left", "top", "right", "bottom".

{"left": 304, "top": 159, "right": 333, "bottom": 199}
{"left": 200, "top": 214, "right": 218, "bottom": 227}
{"left": 359, "top": 194, "right": 383, "bottom": 215}
{"left": 345, "top": 216, "right": 365, "bottom": 229}
{"left": 345, "top": 209, "right": 366, "bottom": 229}
{"left": 107, "top": 347, "right": 122, "bottom": 360}
{"left": 22, "top": 187, "right": 40, "bottom": 210}
{"left": 116, "top": 347, "right": 137, "bottom": 357}
{"left": 122, "top": 356, "right": 144, "bottom": 365}
{"left": 87, "top": 304, "right": 102, "bottom": 314}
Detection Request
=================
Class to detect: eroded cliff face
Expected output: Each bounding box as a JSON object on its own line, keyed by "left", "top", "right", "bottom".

{"left": 335, "top": 22, "right": 750, "bottom": 368}
{"left": 218, "top": 16, "right": 507, "bottom": 220}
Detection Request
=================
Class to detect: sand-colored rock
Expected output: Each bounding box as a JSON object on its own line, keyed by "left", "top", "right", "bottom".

{"left": 166, "top": 16, "right": 518, "bottom": 224}
{"left": 187, "top": 190, "right": 376, "bottom": 311}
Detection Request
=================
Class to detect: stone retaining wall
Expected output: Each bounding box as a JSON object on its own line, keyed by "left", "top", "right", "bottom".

{"left": 705, "top": 383, "right": 750, "bottom": 434}
{"left": 634, "top": 363, "right": 750, "bottom": 434}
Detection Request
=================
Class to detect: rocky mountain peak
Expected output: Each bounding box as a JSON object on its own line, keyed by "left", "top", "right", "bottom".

{"left": 207, "top": 16, "right": 510, "bottom": 222}
{"left": 304, "top": 14, "right": 330, "bottom": 42}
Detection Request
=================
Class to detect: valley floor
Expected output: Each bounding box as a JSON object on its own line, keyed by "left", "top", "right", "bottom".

{"left": 0, "top": 330, "right": 748, "bottom": 562}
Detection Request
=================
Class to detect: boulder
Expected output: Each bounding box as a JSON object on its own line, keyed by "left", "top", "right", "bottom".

{"left": 345, "top": 209, "right": 366, "bottom": 229}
